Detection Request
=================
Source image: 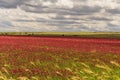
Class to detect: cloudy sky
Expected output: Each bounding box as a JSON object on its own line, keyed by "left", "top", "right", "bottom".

{"left": 0, "top": 0, "right": 120, "bottom": 32}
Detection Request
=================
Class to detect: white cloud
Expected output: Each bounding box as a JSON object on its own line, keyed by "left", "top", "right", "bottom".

{"left": 39, "top": 0, "right": 74, "bottom": 9}
{"left": 110, "top": 20, "right": 120, "bottom": 26}
{"left": 42, "top": 1, "right": 53, "bottom": 7}
{"left": 0, "top": 7, "right": 59, "bottom": 32}
{"left": 0, "top": 0, "right": 120, "bottom": 32}
{"left": 56, "top": 0, "right": 74, "bottom": 8}
{"left": 87, "top": 0, "right": 120, "bottom": 9}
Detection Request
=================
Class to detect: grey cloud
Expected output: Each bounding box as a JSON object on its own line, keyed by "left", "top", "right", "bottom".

{"left": 0, "top": 0, "right": 120, "bottom": 32}
{"left": 0, "top": 0, "right": 26, "bottom": 8}
{"left": 57, "top": 6, "right": 101, "bottom": 15}
{"left": 89, "top": 17, "right": 112, "bottom": 21}
{"left": 51, "top": 15, "right": 80, "bottom": 20}
{"left": 16, "top": 26, "right": 41, "bottom": 32}
{"left": 0, "top": 0, "right": 114, "bottom": 15}
{"left": 0, "top": 0, "right": 56, "bottom": 9}
{"left": 107, "top": 23, "right": 120, "bottom": 31}
{"left": 0, "top": 0, "right": 119, "bottom": 15}
{"left": 0, "top": 21, "right": 14, "bottom": 28}
{"left": 21, "top": 4, "right": 101, "bottom": 16}
{"left": 15, "top": 17, "right": 79, "bottom": 28}
{"left": 106, "top": 9, "right": 120, "bottom": 14}
{"left": 0, "top": 0, "right": 99, "bottom": 16}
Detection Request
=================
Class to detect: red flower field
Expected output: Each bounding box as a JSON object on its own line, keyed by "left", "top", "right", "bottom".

{"left": 0, "top": 36, "right": 120, "bottom": 54}
{"left": 0, "top": 36, "right": 120, "bottom": 80}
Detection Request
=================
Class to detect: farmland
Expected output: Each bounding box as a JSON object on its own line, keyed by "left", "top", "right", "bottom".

{"left": 0, "top": 32, "right": 120, "bottom": 39}
{"left": 0, "top": 34, "right": 120, "bottom": 80}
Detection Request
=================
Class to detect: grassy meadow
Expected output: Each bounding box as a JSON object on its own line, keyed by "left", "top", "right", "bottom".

{"left": 0, "top": 32, "right": 120, "bottom": 38}
{"left": 0, "top": 32, "right": 119, "bottom": 80}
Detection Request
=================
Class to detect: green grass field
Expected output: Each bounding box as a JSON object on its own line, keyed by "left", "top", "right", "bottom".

{"left": 0, "top": 32, "right": 120, "bottom": 38}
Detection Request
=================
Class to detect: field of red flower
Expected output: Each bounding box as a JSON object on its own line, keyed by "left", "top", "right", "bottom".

{"left": 0, "top": 36, "right": 120, "bottom": 54}
{"left": 0, "top": 36, "right": 120, "bottom": 80}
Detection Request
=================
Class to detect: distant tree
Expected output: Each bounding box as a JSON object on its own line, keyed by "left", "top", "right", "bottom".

{"left": 25, "top": 32, "right": 27, "bottom": 35}
{"left": 5, "top": 33, "right": 7, "bottom": 35}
